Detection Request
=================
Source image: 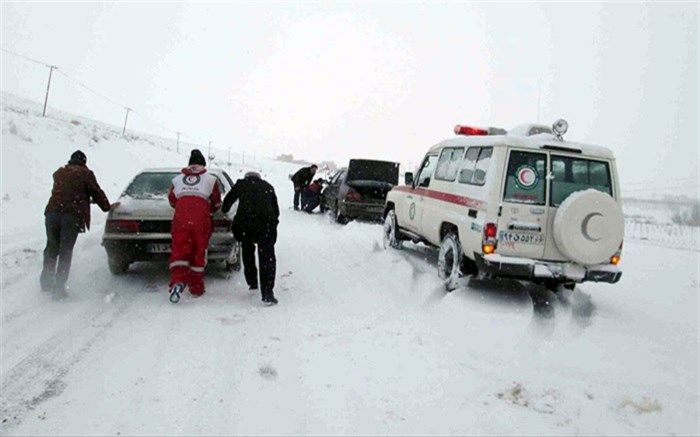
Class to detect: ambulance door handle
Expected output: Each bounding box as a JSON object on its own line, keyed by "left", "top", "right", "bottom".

{"left": 468, "top": 209, "right": 478, "bottom": 218}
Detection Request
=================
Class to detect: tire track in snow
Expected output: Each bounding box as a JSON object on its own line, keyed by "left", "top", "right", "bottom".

{"left": 0, "top": 290, "right": 136, "bottom": 432}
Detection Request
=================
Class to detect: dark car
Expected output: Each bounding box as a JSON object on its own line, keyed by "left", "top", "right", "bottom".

{"left": 321, "top": 159, "right": 400, "bottom": 223}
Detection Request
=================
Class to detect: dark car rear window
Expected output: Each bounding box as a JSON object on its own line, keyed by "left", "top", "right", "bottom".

{"left": 125, "top": 172, "right": 178, "bottom": 198}
{"left": 346, "top": 160, "right": 399, "bottom": 185}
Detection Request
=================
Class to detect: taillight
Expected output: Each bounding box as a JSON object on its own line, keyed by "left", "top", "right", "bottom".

{"left": 106, "top": 220, "right": 140, "bottom": 233}
{"left": 484, "top": 223, "right": 497, "bottom": 239}
{"left": 345, "top": 190, "right": 362, "bottom": 203}
{"left": 610, "top": 240, "right": 623, "bottom": 265}
{"left": 483, "top": 222, "right": 498, "bottom": 254}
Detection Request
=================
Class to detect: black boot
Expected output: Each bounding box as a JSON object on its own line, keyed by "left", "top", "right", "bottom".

{"left": 262, "top": 292, "right": 278, "bottom": 306}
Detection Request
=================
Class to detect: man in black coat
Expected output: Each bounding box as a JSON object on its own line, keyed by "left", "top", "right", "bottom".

{"left": 290, "top": 164, "right": 317, "bottom": 210}
{"left": 222, "top": 171, "right": 280, "bottom": 305}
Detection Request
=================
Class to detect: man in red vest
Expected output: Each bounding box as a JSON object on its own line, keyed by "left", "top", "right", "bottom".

{"left": 167, "top": 150, "right": 222, "bottom": 302}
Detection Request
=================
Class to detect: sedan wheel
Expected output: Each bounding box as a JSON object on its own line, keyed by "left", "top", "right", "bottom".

{"left": 107, "top": 255, "right": 129, "bottom": 275}
{"left": 225, "top": 242, "right": 242, "bottom": 272}
{"left": 438, "top": 232, "right": 463, "bottom": 291}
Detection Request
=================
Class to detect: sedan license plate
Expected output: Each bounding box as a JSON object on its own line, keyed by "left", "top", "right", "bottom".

{"left": 147, "top": 243, "right": 171, "bottom": 253}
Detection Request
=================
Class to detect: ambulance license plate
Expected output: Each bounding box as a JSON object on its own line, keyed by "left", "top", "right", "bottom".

{"left": 499, "top": 232, "right": 544, "bottom": 245}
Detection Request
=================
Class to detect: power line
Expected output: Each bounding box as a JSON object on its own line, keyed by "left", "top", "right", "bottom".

{"left": 2, "top": 46, "right": 211, "bottom": 147}
{"left": 55, "top": 69, "right": 128, "bottom": 109}
{"left": 1, "top": 47, "right": 50, "bottom": 67}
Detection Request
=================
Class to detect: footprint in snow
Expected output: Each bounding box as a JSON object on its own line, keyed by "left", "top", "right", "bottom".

{"left": 258, "top": 365, "right": 278, "bottom": 380}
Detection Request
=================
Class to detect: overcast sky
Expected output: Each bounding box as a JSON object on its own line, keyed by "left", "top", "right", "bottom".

{"left": 1, "top": 2, "right": 698, "bottom": 197}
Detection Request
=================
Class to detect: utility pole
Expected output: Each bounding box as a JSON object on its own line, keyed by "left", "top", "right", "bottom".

{"left": 176, "top": 132, "right": 181, "bottom": 154}
{"left": 42, "top": 65, "right": 57, "bottom": 117}
{"left": 122, "top": 108, "right": 132, "bottom": 135}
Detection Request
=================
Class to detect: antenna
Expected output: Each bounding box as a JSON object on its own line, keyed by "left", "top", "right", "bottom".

{"left": 537, "top": 80, "right": 542, "bottom": 124}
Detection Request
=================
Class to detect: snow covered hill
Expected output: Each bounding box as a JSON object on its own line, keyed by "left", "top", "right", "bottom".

{"left": 1, "top": 93, "right": 698, "bottom": 435}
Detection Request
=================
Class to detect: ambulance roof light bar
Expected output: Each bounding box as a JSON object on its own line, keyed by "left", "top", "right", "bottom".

{"left": 454, "top": 125, "right": 507, "bottom": 136}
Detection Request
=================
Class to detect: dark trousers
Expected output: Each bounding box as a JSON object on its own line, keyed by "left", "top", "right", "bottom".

{"left": 293, "top": 185, "right": 301, "bottom": 209}
{"left": 240, "top": 227, "right": 277, "bottom": 298}
{"left": 301, "top": 190, "right": 320, "bottom": 212}
{"left": 41, "top": 212, "right": 81, "bottom": 291}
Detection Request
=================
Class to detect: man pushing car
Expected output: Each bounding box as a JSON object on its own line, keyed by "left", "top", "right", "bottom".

{"left": 167, "top": 149, "right": 222, "bottom": 303}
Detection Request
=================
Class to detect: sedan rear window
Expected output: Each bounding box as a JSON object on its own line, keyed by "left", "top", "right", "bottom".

{"left": 551, "top": 156, "right": 612, "bottom": 206}
{"left": 125, "top": 172, "right": 178, "bottom": 198}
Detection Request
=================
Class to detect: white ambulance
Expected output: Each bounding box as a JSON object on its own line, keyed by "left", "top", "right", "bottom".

{"left": 383, "top": 120, "right": 624, "bottom": 291}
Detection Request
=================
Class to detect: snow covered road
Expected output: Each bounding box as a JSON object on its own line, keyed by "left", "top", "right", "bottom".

{"left": 1, "top": 93, "right": 698, "bottom": 435}
{"left": 2, "top": 205, "right": 698, "bottom": 435}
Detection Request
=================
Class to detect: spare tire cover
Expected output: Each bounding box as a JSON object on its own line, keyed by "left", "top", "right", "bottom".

{"left": 553, "top": 189, "right": 624, "bottom": 265}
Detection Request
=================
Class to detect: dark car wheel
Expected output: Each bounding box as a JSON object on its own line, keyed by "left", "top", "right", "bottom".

{"left": 334, "top": 201, "right": 348, "bottom": 224}
{"left": 108, "top": 255, "right": 130, "bottom": 275}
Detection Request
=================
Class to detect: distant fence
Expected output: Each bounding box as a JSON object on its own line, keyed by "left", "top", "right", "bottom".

{"left": 624, "top": 218, "right": 699, "bottom": 252}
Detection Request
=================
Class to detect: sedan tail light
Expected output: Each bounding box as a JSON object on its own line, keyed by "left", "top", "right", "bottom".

{"left": 345, "top": 190, "right": 363, "bottom": 203}
{"left": 106, "top": 219, "right": 140, "bottom": 233}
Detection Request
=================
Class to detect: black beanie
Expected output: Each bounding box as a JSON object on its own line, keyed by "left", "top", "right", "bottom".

{"left": 69, "top": 150, "right": 87, "bottom": 165}
{"left": 189, "top": 149, "right": 206, "bottom": 166}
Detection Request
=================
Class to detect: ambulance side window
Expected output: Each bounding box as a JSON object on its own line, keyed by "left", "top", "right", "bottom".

{"left": 416, "top": 155, "right": 439, "bottom": 188}
{"left": 434, "top": 147, "right": 465, "bottom": 181}
{"left": 459, "top": 147, "right": 493, "bottom": 186}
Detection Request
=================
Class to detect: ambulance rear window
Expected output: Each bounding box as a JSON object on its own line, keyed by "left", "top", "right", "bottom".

{"left": 550, "top": 156, "right": 612, "bottom": 206}
{"left": 503, "top": 151, "right": 547, "bottom": 205}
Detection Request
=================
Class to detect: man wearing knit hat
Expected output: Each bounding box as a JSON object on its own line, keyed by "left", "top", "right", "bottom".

{"left": 167, "top": 149, "right": 222, "bottom": 303}
{"left": 222, "top": 171, "right": 280, "bottom": 305}
{"left": 42, "top": 150, "right": 115, "bottom": 299}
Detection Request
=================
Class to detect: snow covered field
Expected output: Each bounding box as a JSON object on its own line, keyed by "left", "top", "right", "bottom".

{"left": 1, "top": 93, "right": 698, "bottom": 435}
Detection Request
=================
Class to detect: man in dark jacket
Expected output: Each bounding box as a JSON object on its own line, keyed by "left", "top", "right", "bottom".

{"left": 41, "top": 150, "right": 113, "bottom": 298}
{"left": 222, "top": 171, "right": 280, "bottom": 305}
{"left": 291, "top": 164, "right": 317, "bottom": 210}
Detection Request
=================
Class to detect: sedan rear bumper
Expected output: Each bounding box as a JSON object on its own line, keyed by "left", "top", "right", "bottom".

{"left": 103, "top": 232, "right": 236, "bottom": 261}
{"left": 340, "top": 201, "right": 385, "bottom": 221}
{"left": 474, "top": 253, "right": 622, "bottom": 284}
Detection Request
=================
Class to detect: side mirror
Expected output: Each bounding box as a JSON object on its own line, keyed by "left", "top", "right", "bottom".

{"left": 404, "top": 172, "right": 414, "bottom": 186}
